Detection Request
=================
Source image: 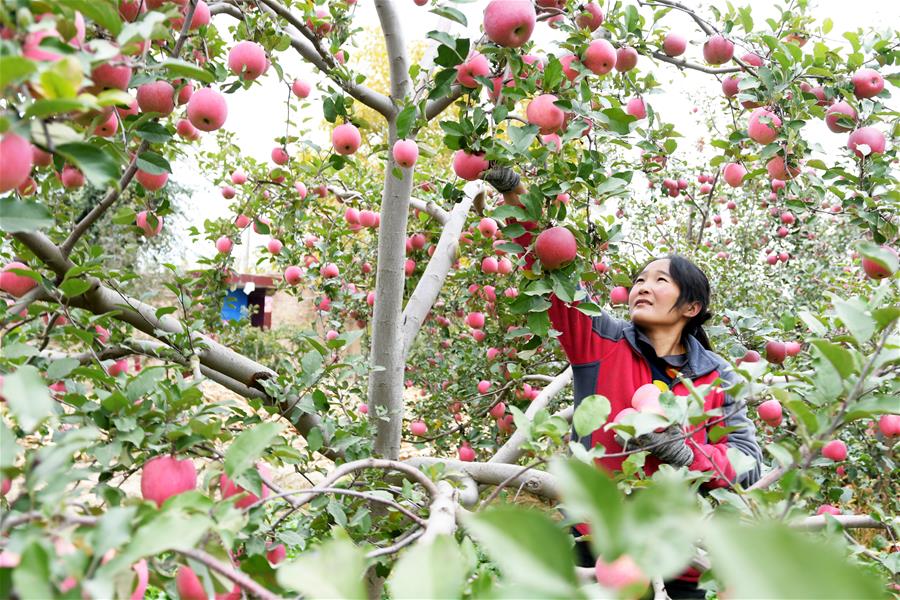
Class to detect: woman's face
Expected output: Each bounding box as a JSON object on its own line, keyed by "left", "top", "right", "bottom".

{"left": 628, "top": 259, "right": 699, "bottom": 329}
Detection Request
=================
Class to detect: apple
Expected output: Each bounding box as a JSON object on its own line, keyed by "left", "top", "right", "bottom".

{"left": 136, "top": 81, "right": 175, "bottom": 115}
{"left": 58, "top": 165, "right": 84, "bottom": 190}
{"left": 498, "top": 257, "right": 513, "bottom": 274}
{"left": 851, "top": 68, "right": 884, "bottom": 99}
{"left": 822, "top": 439, "right": 847, "bottom": 462}
{"left": 576, "top": 2, "right": 603, "bottom": 31}
{"left": 747, "top": 108, "right": 782, "bottom": 144}
{"left": 141, "top": 455, "right": 197, "bottom": 507}
{"left": 452, "top": 150, "right": 489, "bottom": 180}
{"left": 175, "top": 566, "right": 206, "bottom": 600}
{"left": 757, "top": 399, "right": 782, "bottom": 426}
{"left": 271, "top": 147, "right": 289, "bottom": 165}
{"left": 526, "top": 94, "right": 565, "bottom": 134}
{"left": 766, "top": 156, "right": 799, "bottom": 180}
{"left": 267, "top": 238, "right": 283, "bottom": 254}
{"left": 292, "top": 78, "right": 311, "bottom": 98}
{"left": 466, "top": 312, "right": 485, "bottom": 329}
{"left": 172, "top": 0, "right": 210, "bottom": 30}
{"left": 560, "top": 53, "right": 580, "bottom": 81}
{"left": 784, "top": 341, "right": 802, "bottom": 356}
{"left": 91, "top": 60, "right": 132, "bottom": 91}
{"left": 410, "top": 420, "right": 428, "bottom": 436}
{"left": 221, "top": 185, "right": 236, "bottom": 199}
{"left": 94, "top": 325, "right": 111, "bottom": 344}
{"left": 615, "top": 47, "right": 638, "bottom": 72}
{"left": 625, "top": 97, "right": 646, "bottom": 119}
{"left": 631, "top": 383, "right": 665, "bottom": 415}
{"left": 847, "top": 126, "right": 885, "bottom": 158}
{"left": 366, "top": 291, "right": 376, "bottom": 306}
{"left": 0, "top": 262, "right": 37, "bottom": 298}
{"left": 534, "top": 226, "right": 577, "bottom": 270}
{"left": 228, "top": 40, "right": 268, "bottom": 80}
{"left": 321, "top": 263, "right": 339, "bottom": 278}
{"left": 136, "top": 169, "right": 168, "bottom": 191}
{"left": 176, "top": 118, "right": 199, "bottom": 140}
{"left": 186, "top": 87, "right": 228, "bottom": 131}
{"left": 877, "top": 414, "right": 900, "bottom": 437}
{"left": 816, "top": 504, "right": 841, "bottom": 516}
{"left": 610, "top": 286, "right": 629, "bottom": 305}
{"left": 722, "top": 75, "right": 740, "bottom": 97}
{"left": 265, "top": 543, "right": 287, "bottom": 566}
{"left": 456, "top": 52, "right": 490, "bottom": 88}
{"left": 482, "top": 256, "right": 499, "bottom": 273}
{"left": 478, "top": 217, "right": 498, "bottom": 237}
{"left": 722, "top": 163, "right": 747, "bottom": 187}
{"left": 332, "top": 123, "right": 362, "bottom": 155}
{"left": 404, "top": 259, "right": 416, "bottom": 276}
{"left": 231, "top": 170, "right": 247, "bottom": 185}
{"left": 824, "top": 102, "right": 857, "bottom": 133}
{"left": 119, "top": 0, "right": 146, "bottom": 21}
{"left": 136, "top": 211, "right": 163, "bottom": 237}
{"left": 477, "top": 380, "right": 492, "bottom": 394}
{"left": 458, "top": 443, "right": 475, "bottom": 461}
{"left": 489, "top": 402, "right": 506, "bottom": 419}
{"left": 0, "top": 133, "right": 33, "bottom": 193}
{"left": 662, "top": 32, "right": 687, "bottom": 57}
{"left": 216, "top": 236, "right": 233, "bottom": 254}
{"left": 325, "top": 329, "right": 339, "bottom": 341}
{"left": 780, "top": 212, "right": 795, "bottom": 225}
{"left": 583, "top": 39, "right": 617, "bottom": 75}
{"left": 483, "top": 0, "right": 535, "bottom": 48}
{"left": 32, "top": 145, "right": 52, "bottom": 168}
{"left": 703, "top": 35, "right": 734, "bottom": 65}
{"left": 594, "top": 555, "right": 648, "bottom": 590}
{"left": 861, "top": 246, "right": 898, "bottom": 279}
{"left": 765, "top": 340, "right": 786, "bottom": 364}
{"left": 307, "top": 7, "right": 332, "bottom": 35}
{"left": 392, "top": 139, "right": 418, "bottom": 167}
{"left": 284, "top": 266, "right": 303, "bottom": 285}
{"left": 220, "top": 463, "right": 271, "bottom": 509}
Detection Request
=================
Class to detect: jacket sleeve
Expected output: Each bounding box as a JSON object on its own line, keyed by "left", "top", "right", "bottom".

{"left": 686, "top": 366, "right": 763, "bottom": 488}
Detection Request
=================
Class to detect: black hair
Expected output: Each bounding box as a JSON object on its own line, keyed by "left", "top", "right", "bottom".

{"left": 633, "top": 254, "right": 713, "bottom": 350}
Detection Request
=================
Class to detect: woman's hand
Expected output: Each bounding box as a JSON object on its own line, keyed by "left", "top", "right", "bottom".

{"left": 617, "top": 425, "right": 693, "bottom": 467}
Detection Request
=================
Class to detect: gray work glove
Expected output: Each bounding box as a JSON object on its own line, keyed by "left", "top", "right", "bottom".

{"left": 482, "top": 166, "right": 521, "bottom": 194}
{"left": 618, "top": 424, "right": 694, "bottom": 467}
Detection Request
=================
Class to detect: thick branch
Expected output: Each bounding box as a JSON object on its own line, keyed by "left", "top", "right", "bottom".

{"left": 403, "top": 457, "right": 560, "bottom": 500}
{"left": 408, "top": 197, "right": 449, "bottom": 225}
{"left": 400, "top": 183, "right": 482, "bottom": 358}
{"left": 418, "top": 480, "right": 458, "bottom": 545}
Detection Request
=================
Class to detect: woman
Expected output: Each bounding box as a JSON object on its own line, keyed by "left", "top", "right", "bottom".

{"left": 550, "top": 254, "right": 763, "bottom": 599}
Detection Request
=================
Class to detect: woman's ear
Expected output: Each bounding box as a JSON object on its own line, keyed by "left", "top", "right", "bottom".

{"left": 682, "top": 301, "right": 701, "bottom": 319}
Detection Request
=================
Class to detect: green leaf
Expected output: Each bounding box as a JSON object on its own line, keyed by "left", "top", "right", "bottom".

{"left": 550, "top": 458, "right": 624, "bottom": 558}
{"left": 91, "top": 506, "right": 138, "bottom": 558}
{"left": 4, "top": 365, "right": 54, "bottom": 433}
{"left": 136, "top": 151, "right": 171, "bottom": 175}
{"left": 59, "top": 278, "right": 92, "bottom": 297}
{"left": 832, "top": 297, "right": 874, "bottom": 345}
{"left": 858, "top": 242, "right": 899, "bottom": 277}
{"left": 573, "top": 394, "right": 610, "bottom": 438}
{"left": 102, "top": 511, "right": 212, "bottom": 577}
{"left": 575, "top": 302, "right": 604, "bottom": 317}
{"left": 0, "top": 56, "right": 37, "bottom": 89}
{"left": 810, "top": 340, "right": 856, "bottom": 378}
{"left": 0, "top": 419, "right": 20, "bottom": 469}
{"left": 277, "top": 537, "right": 367, "bottom": 599}
{"left": 47, "top": 358, "right": 80, "bottom": 380}
{"left": 395, "top": 105, "right": 417, "bottom": 140}
{"left": 57, "top": 0, "right": 122, "bottom": 36}
{"left": 527, "top": 310, "right": 551, "bottom": 337}
{"left": 134, "top": 121, "right": 173, "bottom": 144}
{"left": 388, "top": 535, "right": 468, "bottom": 599}
{"left": 12, "top": 541, "right": 54, "bottom": 600}
{"left": 56, "top": 142, "right": 120, "bottom": 187}
{"left": 704, "top": 517, "right": 887, "bottom": 599}
{"left": 430, "top": 6, "right": 467, "bottom": 27}
{"left": 0, "top": 198, "right": 53, "bottom": 232}
{"left": 160, "top": 58, "right": 215, "bottom": 83}
{"left": 463, "top": 506, "right": 582, "bottom": 598}
{"left": 224, "top": 422, "right": 283, "bottom": 479}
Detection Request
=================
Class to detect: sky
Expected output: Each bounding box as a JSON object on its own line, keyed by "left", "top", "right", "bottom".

{"left": 167, "top": 0, "right": 899, "bottom": 272}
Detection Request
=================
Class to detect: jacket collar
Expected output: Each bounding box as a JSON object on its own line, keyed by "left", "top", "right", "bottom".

{"left": 623, "top": 322, "right": 720, "bottom": 379}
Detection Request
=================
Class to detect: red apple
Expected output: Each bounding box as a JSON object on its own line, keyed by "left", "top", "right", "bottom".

{"left": 292, "top": 78, "right": 311, "bottom": 98}
{"left": 452, "top": 150, "right": 489, "bottom": 180}
{"left": 466, "top": 311, "right": 485, "bottom": 329}
{"left": 824, "top": 102, "right": 857, "bottom": 133}
{"left": 456, "top": 52, "right": 490, "bottom": 88}
{"left": 822, "top": 440, "right": 847, "bottom": 462}
{"left": 477, "top": 380, "right": 492, "bottom": 394}
{"left": 266, "top": 543, "right": 287, "bottom": 565}
{"left": 0, "top": 262, "right": 37, "bottom": 298}
{"left": 784, "top": 341, "right": 802, "bottom": 356}
{"left": 175, "top": 566, "right": 206, "bottom": 600}
{"left": 332, "top": 123, "right": 362, "bottom": 155}
{"left": 458, "top": 444, "right": 475, "bottom": 461}
{"left": 610, "top": 286, "right": 629, "bottom": 305}
{"left": 410, "top": 421, "right": 428, "bottom": 436}
{"left": 392, "top": 139, "right": 418, "bottom": 167}
{"left": 765, "top": 340, "right": 786, "bottom": 364}
{"left": 615, "top": 47, "right": 638, "bottom": 72}
{"left": 136, "top": 211, "right": 163, "bottom": 237}
{"left": 747, "top": 108, "right": 782, "bottom": 144}
{"left": 631, "top": 383, "right": 664, "bottom": 415}
{"left": 757, "top": 399, "right": 782, "bottom": 426}
{"left": 703, "top": 35, "right": 734, "bottom": 65}
{"left": 228, "top": 40, "right": 268, "bottom": 80}
{"left": 0, "top": 133, "right": 33, "bottom": 193}
{"left": 851, "top": 68, "right": 884, "bottom": 99}
{"left": 489, "top": 402, "right": 506, "bottom": 419}
{"left": 284, "top": 266, "right": 303, "bottom": 285}
{"left": 766, "top": 156, "right": 799, "bottom": 180}
{"left": 576, "top": 2, "right": 603, "bottom": 31}
{"left": 483, "top": 0, "right": 535, "bottom": 48}
{"left": 861, "top": 246, "right": 898, "bottom": 279}
{"left": 526, "top": 94, "right": 565, "bottom": 135}
{"left": 816, "top": 504, "right": 841, "bottom": 516}
{"left": 136, "top": 169, "right": 168, "bottom": 191}
{"left": 722, "top": 75, "right": 740, "bottom": 98}
{"left": 91, "top": 59, "right": 132, "bottom": 91}
{"left": 594, "top": 555, "right": 648, "bottom": 590}
{"left": 216, "top": 236, "right": 233, "bottom": 254}
{"left": 186, "top": 87, "right": 228, "bottom": 131}
{"left": 478, "top": 218, "right": 498, "bottom": 237}
{"left": 878, "top": 414, "right": 900, "bottom": 437}
{"left": 847, "top": 126, "right": 885, "bottom": 158}
{"left": 136, "top": 81, "right": 175, "bottom": 115}
{"left": 220, "top": 463, "right": 271, "bottom": 509}
{"left": 141, "top": 455, "right": 197, "bottom": 507}
{"left": 625, "top": 97, "right": 646, "bottom": 119}
{"left": 534, "top": 226, "right": 576, "bottom": 270}
{"left": 583, "top": 39, "right": 617, "bottom": 75}
{"left": 662, "top": 32, "right": 687, "bottom": 57}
